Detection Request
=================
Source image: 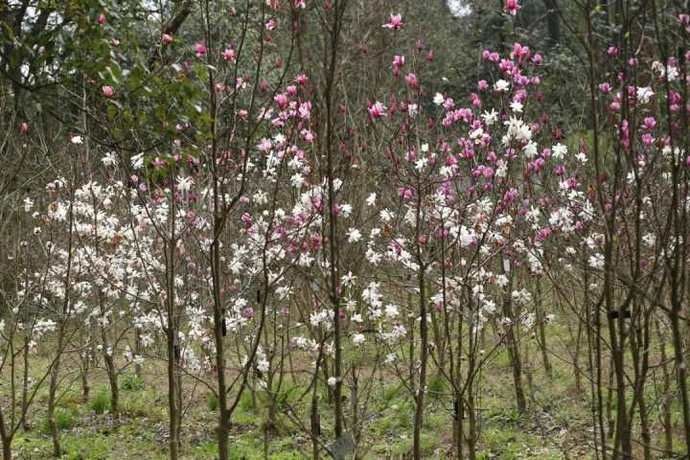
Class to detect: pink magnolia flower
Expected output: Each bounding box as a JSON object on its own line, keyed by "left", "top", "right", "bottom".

{"left": 482, "top": 50, "right": 500, "bottom": 62}
{"left": 503, "top": 187, "right": 519, "bottom": 204}
{"left": 382, "top": 13, "right": 404, "bottom": 30}
{"left": 641, "top": 133, "right": 655, "bottom": 146}
{"left": 504, "top": 0, "right": 520, "bottom": 15}
{"left": 274, "top": 93, "right": 289, "bottom": 109}
{"left": 398, "top": 187, "right": 414, "bottom": 201}
{"left": 265, "top": 18, "right": 278, "bottom": 30}
{"left": 194, "top": 42, "right": 207, "bottom": 58}
{"left": 536, "top": 227, "right": 552, "bottom": 242}
{"left": 598, "top": 82, "right": 612, "bottom": 94}
{"left": 392, "top": 55, "right": 405, "bottom": 76}
{"left": 161, "top": 33, "right": 174, "bottom": 45}
{"left": 101, "top": 85, "right": 114, "bottom": 98}
{"left": 511, "top": 42, "right": 531, "bottom": 61}
{"left": 241, "top": 212, "right": 253, "bottom": 229}
{"left": 19, "top": 122, "right": 29, "bottom": 134}
{"left": 152, "top": 157, "right": 166, "bottom": 169}
{"left": 368, "top": 101, "right": 387, "bottom": 119}
{"left": 405, "top": 73, "right": 419, "bottom": 89}
{"left": 642, "top": 116, "right": 656, "bottom": 130}
{"left": 97, "top": 13, "right": 106, "bottom": 25}
{"left": 222, "top": 47, "right": 236, "bottom": 62}
{"left": 295, "top": 73, "right": 309, "bottom": 85}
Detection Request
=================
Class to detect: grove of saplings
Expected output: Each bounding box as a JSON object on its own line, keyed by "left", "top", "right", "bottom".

{"left": 1, "top": 0, "right": 689, "bottom": 459}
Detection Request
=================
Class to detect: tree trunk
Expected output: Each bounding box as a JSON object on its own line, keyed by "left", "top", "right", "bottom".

{"left": 670, "top": 305, "right": 690, "bottom": 456}
{"left": 21, "top": 337, "right": 30, "bottom": 430}
{"left": 166, "top": 327, "right": 180, "bottom": 460}
{"left": 413, "top": 265, "right": 428, "bottom": 460}
{"left": 543, "top": 0, "right": 561, "bottom": 46}
{"left": 48, "top": 332, "right": 63, "bottom": 458}
{"left": 657, "top": 320, "right": 673, "bottom": 456}
{"left": 1, "top": 437, "right": 11, "bottom": 460}
{"left": 104, "top": 354, "right": 119, "bottom": 417}
{"left": 502, "top": 266, "right": 526, "bottom": 414}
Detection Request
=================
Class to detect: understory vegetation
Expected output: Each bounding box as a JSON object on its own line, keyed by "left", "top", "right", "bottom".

{"left": 1, "top": 0, "right": 690, "bottom": 459}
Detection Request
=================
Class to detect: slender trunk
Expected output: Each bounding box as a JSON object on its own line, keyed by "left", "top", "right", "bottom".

{"left": 322, "top": 0, "right": 346, "bottom": 441}
{"left": 669, "top": 304, "right": 690, "bottom": 455}
{"left": 1, "top": 437, "right": 11, "bottom": 460}
{"left": 413, "top": 266, "right": 428, "bottom": 460}
{"left": 453, "top": 393, "right": 463, "bottom": 460}
{"left": 638, "top": 395, "right": 650, "bottom": 460}
{"left": 502, "top": 266, "right": 526, "bottom": 414}
{"left": 48, "top": 326, "right": 64, "bottom": 457}
{"left": 574, "top": 321, "right": 583, "bottom": 393}
{"left": 466, "top": 390, "right": 477, "bottom": 460}
{"left": 534, "top": 283, "right": 552, "bottom": 379}
{"left": 211, "top": 244, "right": 229, "bottom": 460}
{"left": 134, "top": 328, "right": 143, "bottom": 379}
{"left": 21, "top": 337, "right": 30, "bottom": 430}
{"left": 166, "top": 325, "right": 179, "bottom": 460}
{"left": 0, "top": 405, "right": 12, "bottom": 460}
{"left": 543, "top": 0, "right": 560, "bottom": 46}
{"left": 80, "top": 355, "right": 90, "bottom": 404}
{"left": 657, "top": 319, "right": 673, "bottom": 456}
{"left": 610, "top": 308, "right": 632, "bottom": 459}
{"left": 103, "top": 353, "right": 119, "bottom": 417}
{"left": 310, "top": 383, "right": 320, "bottom": 460}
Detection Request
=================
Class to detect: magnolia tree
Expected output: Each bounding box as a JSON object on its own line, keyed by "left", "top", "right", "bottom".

{"left": 2, "top": 1, "right": 690, "bottom": 460}
{"left": 357, "top": 19, "right": 597, "bottom": 455}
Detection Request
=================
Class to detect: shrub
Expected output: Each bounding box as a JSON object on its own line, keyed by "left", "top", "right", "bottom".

{"left": 120, "top": 373, "right": 145, "bottom": 391}
{"left": 90, "top": 387, "right": 111, "bottom": 414}
{"left": 207, "top": 393, "right": 219, "bottom": 412}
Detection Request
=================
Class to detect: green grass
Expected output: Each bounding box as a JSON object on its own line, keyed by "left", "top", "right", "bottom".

{"left": 89, "top": 387, "right": 111, "bottom": 414}
{"left": 6, "top": 340, "right": 687, "bottom": 460}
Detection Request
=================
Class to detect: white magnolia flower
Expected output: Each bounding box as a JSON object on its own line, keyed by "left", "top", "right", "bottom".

{"left": 523, "top": 141, "right": 538, "bottom": 158}
{"left": 482, "top": 109, "right": 499, "bottom": 126}
{"left": 385, "top": 304, "right": 399, "bottom": 318}
{"left": 636, "top": 86, "right": 654, "bottom": 104}
{"left": 552, "top": 143, "right": 568, "bottom": 160}
{"left": 101, "top": 152, "right": 118, "bottom": 167}
{"left": 131, "top": 153, "right": 144, "bottom": 170}
{"left": 510, "top": 100, "right": 523, "bottom": 113}
{"left": 291, "top": 173, "right": 305, "bottom": 188}
{"left": 589, "top": 253, "right": 605, "bottom": 269}
{"left": 347, "top": 228, "right": 362, "bottom": 243}
{"left": 176, "top": 176, "right": 193, "bottom": 192}
{"left": 23, "top": 197, "right": 34, "bottom": 212}
{"left": 494, "top": 79, "right": 510, "bottom": 92}
{"left": 352, "top": 333, "right": 366, "bottom": 345}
